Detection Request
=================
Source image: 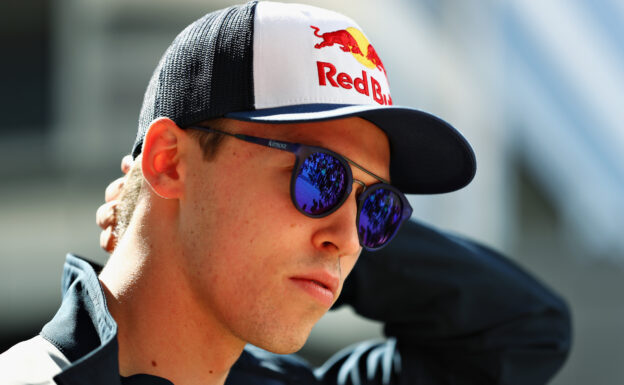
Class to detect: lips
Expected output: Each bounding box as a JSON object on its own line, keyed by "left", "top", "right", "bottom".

{"left": 289, "top": 270, "right": 339, "bottom": 307}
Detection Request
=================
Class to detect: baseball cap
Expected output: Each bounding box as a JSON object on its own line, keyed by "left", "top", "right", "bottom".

{"left": 133, "top": 0, "right": 476, "bottom": 194}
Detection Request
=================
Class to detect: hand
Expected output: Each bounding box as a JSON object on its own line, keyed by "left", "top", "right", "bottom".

{"left": 96, "top": 155, "right": 134, "bottom": 252}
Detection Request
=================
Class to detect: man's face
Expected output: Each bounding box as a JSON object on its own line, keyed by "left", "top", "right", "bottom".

{"left": 177, "top": 117, "right": 390, "bottom": 354}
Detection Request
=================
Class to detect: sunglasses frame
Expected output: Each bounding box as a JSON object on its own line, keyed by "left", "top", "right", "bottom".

{"left": 187, "top": 125, "right": 413, "bottom": 250}
{"left": 354, "top": 183, "right": 413, "bottom": 251}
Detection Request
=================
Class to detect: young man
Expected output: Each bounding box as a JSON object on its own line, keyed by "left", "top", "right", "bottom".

{"left": 0, "top": 2, "right": 571, "bottom": 384}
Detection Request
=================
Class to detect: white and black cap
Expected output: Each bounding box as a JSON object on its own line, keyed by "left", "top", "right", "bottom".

{"left": 134, "top": 1, "right": 476, "bottom": 194}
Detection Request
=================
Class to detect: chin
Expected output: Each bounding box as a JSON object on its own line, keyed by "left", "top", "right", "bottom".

{"left": 228, "top": 297, "right": 327, "bottom": 355}
{"left": 247, "top": 323, "right": 314, "bottom": 355}
{"left": 260, "top": 337, "right": 309, "bottom": 355}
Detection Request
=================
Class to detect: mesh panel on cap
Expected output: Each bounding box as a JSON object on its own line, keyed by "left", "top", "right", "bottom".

{"left": 132, "top": 1, "right": 257, "bottom": 158}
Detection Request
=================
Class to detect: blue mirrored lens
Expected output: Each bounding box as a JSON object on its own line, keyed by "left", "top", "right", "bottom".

{"left": 358, "top": 188, "right": 403, "bottom": 249}
{"left": 294, "top": 152, "right": 348, "bottom": 215}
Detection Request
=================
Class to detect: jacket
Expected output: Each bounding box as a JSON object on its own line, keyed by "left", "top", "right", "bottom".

{"left": 0, "top": 220, "right": 572, "bottom": 384}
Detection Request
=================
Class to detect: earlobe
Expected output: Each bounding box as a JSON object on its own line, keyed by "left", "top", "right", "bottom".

{"left": 141, "top": 117, "right": 187, "bottom": 199}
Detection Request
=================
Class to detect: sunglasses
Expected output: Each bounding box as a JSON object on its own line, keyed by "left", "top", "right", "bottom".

{"left": 188, "top": 126, "right": 413, "bottom": 251}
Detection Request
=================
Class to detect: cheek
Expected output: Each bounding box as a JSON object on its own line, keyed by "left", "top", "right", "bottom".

{"left": 179, "top": 156, "right": 334, "bottom": 347}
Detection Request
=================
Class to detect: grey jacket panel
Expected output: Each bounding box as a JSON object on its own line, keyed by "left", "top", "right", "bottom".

{"left": 0, "top": 335, "right": 70, "bottom": 385}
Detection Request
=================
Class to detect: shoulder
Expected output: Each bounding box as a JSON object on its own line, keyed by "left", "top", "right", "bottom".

{"left": 0, "top": 335, "right": 70, "bottom": 385}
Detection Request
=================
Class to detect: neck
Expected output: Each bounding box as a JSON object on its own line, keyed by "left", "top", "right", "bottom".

{"left": 99, "top": 198, "right": 244, "bottom": 385}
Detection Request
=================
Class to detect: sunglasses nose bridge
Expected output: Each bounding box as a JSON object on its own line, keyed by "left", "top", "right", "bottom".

{"left": 352, "top": 178, "right": 366, "bottom": 196}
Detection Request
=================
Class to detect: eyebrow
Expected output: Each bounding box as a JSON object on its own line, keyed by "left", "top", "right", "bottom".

{"left": 187, "top": 125, "right": 390, "bottom": 184}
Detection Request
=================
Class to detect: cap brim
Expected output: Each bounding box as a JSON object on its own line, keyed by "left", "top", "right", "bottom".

{"left": 226, "top": 104, "right": 476, "bottom": 194}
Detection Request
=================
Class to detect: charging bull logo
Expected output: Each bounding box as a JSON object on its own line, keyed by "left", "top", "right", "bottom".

{"left": 311, "top": 26, "right": 391, "bottom": 105}
{"left": 310, "top": 26, "right": 386, "bottom": 75}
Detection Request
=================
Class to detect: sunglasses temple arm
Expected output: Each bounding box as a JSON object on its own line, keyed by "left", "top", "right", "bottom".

{"left": 187, "top": 126, "right": 300, "bottom": 154}
{"left": 233, "top": 134, "right": 301, "bottom": 154}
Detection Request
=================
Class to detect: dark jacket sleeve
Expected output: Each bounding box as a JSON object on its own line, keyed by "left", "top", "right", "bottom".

{"left": 316, "top": 219, "right": 572, "bottom": 385}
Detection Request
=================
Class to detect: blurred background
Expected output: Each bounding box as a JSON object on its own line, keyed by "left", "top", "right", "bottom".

{"left": 1, "top": 0, "right": 622, "bottom": 383}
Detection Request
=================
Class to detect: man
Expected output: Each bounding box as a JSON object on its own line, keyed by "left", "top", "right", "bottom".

{"left": 0, "top": 1, "right": 571, "bottom": 384}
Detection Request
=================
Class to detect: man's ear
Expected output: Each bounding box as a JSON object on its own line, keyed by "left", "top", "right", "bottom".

{"left": 141, "top": 117, "right": 188, "bottom": 199}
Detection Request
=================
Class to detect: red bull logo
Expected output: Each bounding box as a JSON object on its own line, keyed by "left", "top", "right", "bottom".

{"left": 310, "top": 26, "right": 387, "bottom": 74}
{"left": 311, "top": 26, "right": 391, "bottom": 106}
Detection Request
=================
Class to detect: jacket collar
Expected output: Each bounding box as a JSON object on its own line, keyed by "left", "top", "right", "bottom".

{"left": 41, "top": 254, "right": 172, "bottom": 385}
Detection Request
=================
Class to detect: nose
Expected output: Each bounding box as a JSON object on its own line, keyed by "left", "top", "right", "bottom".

{"left": 310, "top": 188, "right": 362, "bottom": 257}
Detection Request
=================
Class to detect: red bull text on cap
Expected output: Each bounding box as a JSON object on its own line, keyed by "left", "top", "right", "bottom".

{"left": 312, "top": 26, "right": 391, "bottom": 105}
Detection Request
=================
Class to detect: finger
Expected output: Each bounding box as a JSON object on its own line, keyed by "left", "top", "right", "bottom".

{"left": 121, "top": 155, "right": 134, "bottom": 174}
{"left": 96, "top": 201, "right": 117, "bottom": 229}
{"left": 100, "top": 226, "right": 116, "bottom": 253}
{"left": 105, "top": 177, "right": 125, "bottom": 202}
